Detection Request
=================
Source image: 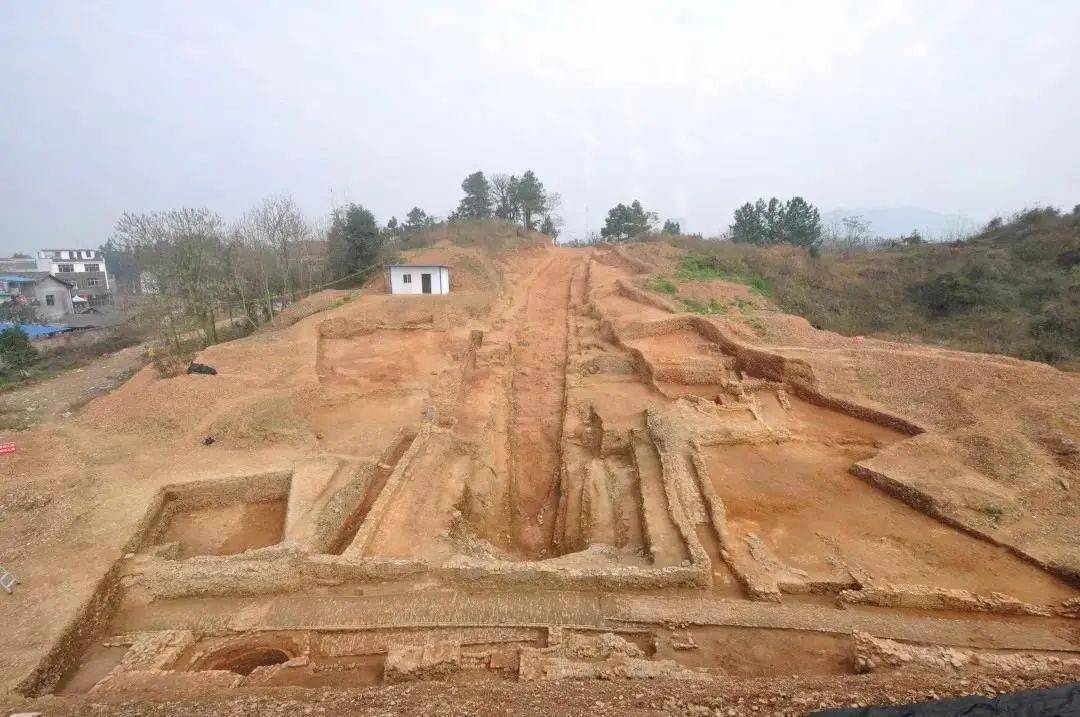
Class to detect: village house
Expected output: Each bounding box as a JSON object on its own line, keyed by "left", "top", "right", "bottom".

{"left": 35, "top": 248, "right": 112, "bottom": 305}
{"left": 0, "top": 273, "right": 76, "bottom": 321}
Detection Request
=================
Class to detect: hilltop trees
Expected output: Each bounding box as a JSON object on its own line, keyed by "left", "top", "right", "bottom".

{"left": 662, "top": 219, "right": 681, "bottom": 234}
{"left": 470, "top": 170, "right": 553, "bottom": 231}
{"left": 600, "top": 200, "right": 657, "bottom": 241}
{"left": 514, "top": 170, "right": 547, "bottom": 230}
{"left": 454, "top": 171, "right": 493, "bottom": 220}
{"left": 326, "top": 204, "right": 382, "bottom": 277}
{"left": 730, "top": 196, "right": 822, "bottom": 248}
{"left": 731, "top": 203, "right": 766, "bottom": 245}
{"left": 491, "top": 174, "right": 520, "bottom": 222}
{"left": 404, "top": 207, "right": 435, "bottom": 232}
{"left": 780, "top": 197, "right": 823, "bottom": 248}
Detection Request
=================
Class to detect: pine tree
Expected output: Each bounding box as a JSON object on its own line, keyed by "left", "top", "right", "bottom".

{"left": 404, "top": 207, "right": 432, "bottom": 232}
{"left": 600, "top": 200, "right": 656, "bottom": 241}
{"left": 326, "top": 204, "right": 381, "bottom": 276}
{"left": 731, "top": 202, "right": 766, "bottom": 244}
{"left": 779, "top": 196, "right": 822, "bottom": 248}
{"left": 732, "top": 197, "right": 822, "bottom": 247}
{"left": 455, "top": 171, "right": 492, "bottom": 219}
{"left": 514, "top": 170, "right": 547, "bottom": 230}
{"left": 539, "top": 215, "right": 559, "bottom": 240}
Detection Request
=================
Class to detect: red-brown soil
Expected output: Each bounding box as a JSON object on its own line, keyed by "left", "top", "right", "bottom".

{"left": 0, "top": 228, "right": 1077, "bottom": 715}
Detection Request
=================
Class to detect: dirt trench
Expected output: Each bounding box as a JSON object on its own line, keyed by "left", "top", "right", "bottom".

{"left": 507, "top": 250, "right": 584, "bottom": 558}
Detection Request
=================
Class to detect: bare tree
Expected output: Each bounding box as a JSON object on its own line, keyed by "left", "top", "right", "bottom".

{"left": 112, "top": 208, "right": 228, "bottom": 345}
{"left": 239, "top": 195, "right": 310, "bottom": 303}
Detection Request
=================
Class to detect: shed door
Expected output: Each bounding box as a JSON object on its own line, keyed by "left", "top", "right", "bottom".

{"left": 421, "top": 273, "right": 432, "bottom": 294}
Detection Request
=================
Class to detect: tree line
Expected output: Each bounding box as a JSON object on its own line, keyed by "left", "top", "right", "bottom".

{"left": 450, "top": 170, "right": 561, "bottom": 237}
{"left": 93, "top": 169, "right": 561, "bottom": 352}
{"left": 729, "top": 197, "right": 822, "bottom": 248}
{"left": 590, "top": 195, "right": 827, "bottom": 249}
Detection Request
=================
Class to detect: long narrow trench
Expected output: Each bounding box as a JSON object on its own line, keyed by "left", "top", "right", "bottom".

{"left": 507, "top": 249, "right": 583, "bottom": 557}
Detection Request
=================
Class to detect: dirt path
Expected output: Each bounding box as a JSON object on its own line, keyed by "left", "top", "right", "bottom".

{"left": 0, "top": 317, "right": 255, "bottom": 432}
{"left": 0, "top": 346, "right": 146, "bottom": 430}
{"left": 508, "top": 249, "right": 584, "bottom": 557}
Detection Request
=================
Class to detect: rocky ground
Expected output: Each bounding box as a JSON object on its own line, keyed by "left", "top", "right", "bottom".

{"left": 5, "top": 669, "right": 1078, "bottom": 716}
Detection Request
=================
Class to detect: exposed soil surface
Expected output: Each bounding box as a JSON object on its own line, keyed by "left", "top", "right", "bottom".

{"left": 507, "top": 250, "right": 583, "bottom": 556}
{"left": 152, "top": 499, "right": 287, "bottom": 559}
{"left": 0, "top": 229, "right": 1077, "bottom": 715}
{"left": 0, "top": 344, "right": 145, "bottom": 429}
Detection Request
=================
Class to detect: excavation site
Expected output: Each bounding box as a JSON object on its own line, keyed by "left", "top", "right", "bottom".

{"left": 2, "top": 227, "right": 1078, "bottom": 715}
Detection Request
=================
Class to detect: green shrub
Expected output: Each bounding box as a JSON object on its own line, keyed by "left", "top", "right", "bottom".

{"left": 907, "top": 264, "right": 1003, "bottom": 317}
{"left": 0, "top": 326, "right": 39, "bottom": 374}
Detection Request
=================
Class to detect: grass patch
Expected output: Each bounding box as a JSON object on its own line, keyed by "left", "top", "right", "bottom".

{"left": 646, "top": 276, "right": 677, "bottom": 294}
{"left": 675, "top": 255, "right": 729, "bottom": 280}
{"left": 326, "top": 291, "right": 357, "bottom": 311}
{"left": 676, "top": 255, "right": 771, "bottom": 296}
{"left": 743, "top": 316, "right": 767, "bottom": 336}
{"left": 678, "top": 298, "right": 727, "bottom": 315}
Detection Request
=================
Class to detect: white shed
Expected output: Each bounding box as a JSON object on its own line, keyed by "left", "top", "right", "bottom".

{"left": 387, "top": 265, "right": 450, "bottom": 295}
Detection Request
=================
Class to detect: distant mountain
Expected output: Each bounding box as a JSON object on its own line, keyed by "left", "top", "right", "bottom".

{"left": 821, "top": 207, "right": 979, "bottom": 240}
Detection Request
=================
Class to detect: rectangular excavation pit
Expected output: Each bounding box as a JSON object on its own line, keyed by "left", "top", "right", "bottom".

{"left": 138, "top": 472, "right": 291, "bottom": 559}
{"left": 702, "top": 393, "right": 1078, "bottom": 603}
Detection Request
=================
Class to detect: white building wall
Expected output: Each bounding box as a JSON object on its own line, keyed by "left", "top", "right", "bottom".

{"left": 33, "top": 277, "right": 74, "bottom": 320}
{"left": 388, "top": 266, "right": 450, "bottom": 295}
{"left": 36, "top": 250, "right": 110, "bottom": 289}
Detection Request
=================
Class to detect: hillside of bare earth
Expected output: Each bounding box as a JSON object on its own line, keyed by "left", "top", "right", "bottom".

{"left": 0, "top": 224, "right": 1077, "bottom": 715}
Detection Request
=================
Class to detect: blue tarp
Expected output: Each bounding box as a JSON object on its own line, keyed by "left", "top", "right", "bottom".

{"left": 815, "top": 682, "right": 1080, "bottom": 716}
{"left": 0, "top": 275, "right": 37, "bottom": 283}
{"left": 0, "top": 322, "right": 71, "bottom": 338}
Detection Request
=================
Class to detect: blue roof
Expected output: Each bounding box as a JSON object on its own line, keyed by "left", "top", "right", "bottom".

{"left": 0, "top": 275, "right": 36, "bottom": 282}
{"left": 0, "top": 322, "right": 72, "bottom": 337}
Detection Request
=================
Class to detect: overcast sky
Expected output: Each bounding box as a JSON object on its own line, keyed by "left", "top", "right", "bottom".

{"left": 2, "top": 1, "right": 1078, "bottom": 253}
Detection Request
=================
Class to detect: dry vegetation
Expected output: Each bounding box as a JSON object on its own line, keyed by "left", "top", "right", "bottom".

{"left": 660, "top": 207, "right": 1080, "bottom": 368}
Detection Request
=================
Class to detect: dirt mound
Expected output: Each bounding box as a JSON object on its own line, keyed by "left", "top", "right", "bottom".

{"left": 363, "top": 221, "right": 551, "bottom": 294}
{"left": 263, "top": 289, "right": 351, "bottom": 331}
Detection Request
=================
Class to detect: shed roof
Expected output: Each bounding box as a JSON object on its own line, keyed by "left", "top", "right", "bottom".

{"left": 387, "top": 264, "right": 449, "bottom": 269}
{"left": 0, "top": 272, "right": 75, "bottom": 287}
{"left": 0, "top": 322, "right": 72, "bottom": 338}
